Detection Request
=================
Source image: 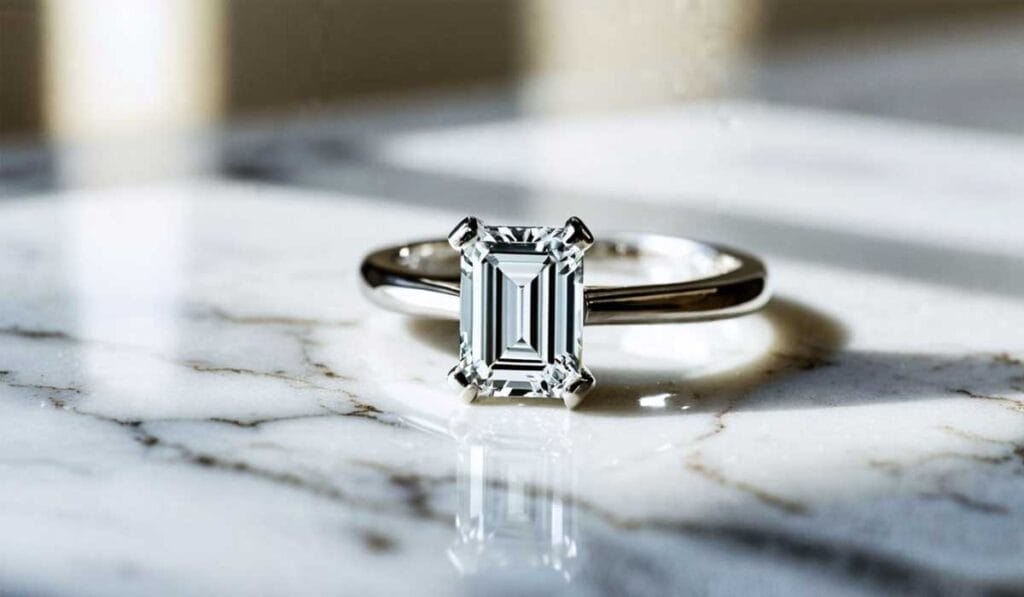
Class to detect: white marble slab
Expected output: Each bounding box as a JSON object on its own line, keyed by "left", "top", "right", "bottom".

{"left": 1, "top": 103, "right": 1022, "bottom": 596}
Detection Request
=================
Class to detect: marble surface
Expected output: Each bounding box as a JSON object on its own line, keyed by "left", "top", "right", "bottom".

{"left": 1, "top": 102, "right": 1023, "bottom": 596}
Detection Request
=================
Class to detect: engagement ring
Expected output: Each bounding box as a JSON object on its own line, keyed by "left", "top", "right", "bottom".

{"left": 361, "top": 217, "right": 770, "bottom": 408}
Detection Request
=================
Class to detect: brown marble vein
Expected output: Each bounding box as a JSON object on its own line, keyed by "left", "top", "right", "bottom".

{"left": 0, "top": 323, "right": 386, "bottom": 422}
{"left": 952, "top": 388, "right": 1024, "bottom": 414}
{"left": 685, "top": 454, "right": 808, "bottom": 515}
{"left": 197, "top": 306, "right": 358, "bottom": 328}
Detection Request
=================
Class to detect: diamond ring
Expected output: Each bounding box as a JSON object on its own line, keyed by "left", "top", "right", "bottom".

{"left": 360, "top": 217, "right": 770, "bottom": 409}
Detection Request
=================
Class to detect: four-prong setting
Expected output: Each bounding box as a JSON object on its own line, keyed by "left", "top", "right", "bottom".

{"left": 449, "top": 217, "right": 596, "bottom": 409}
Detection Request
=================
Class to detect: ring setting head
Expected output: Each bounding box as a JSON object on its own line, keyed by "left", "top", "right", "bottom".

{"left": 449, "top": 217, "right": 594, "bottom": 409}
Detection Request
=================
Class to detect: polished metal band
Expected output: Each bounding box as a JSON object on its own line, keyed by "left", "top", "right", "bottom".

{"left": 360, "top": 234, "right": 770, "bottom": 325}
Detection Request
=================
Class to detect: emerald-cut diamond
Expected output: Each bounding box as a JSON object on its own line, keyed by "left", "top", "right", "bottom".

{"left": 447, "top": 217, "right": 595, "bottom": 408}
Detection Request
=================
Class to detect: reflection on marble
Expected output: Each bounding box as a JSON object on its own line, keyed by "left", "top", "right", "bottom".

{"left": 448, "top": 412, "right": 578, "bottom": 582}
{"left": 1, "top": 104, "right": 1023, "bottom": 596}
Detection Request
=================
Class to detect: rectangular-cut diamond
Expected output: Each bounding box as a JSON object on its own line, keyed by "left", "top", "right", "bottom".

{"left": 457, "top": 225, "right": 584, "bottom": 398}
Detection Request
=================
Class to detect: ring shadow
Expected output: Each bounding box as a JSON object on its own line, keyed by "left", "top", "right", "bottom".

{"left": 407, "top": 297, "right": 1024, "bottom": 416}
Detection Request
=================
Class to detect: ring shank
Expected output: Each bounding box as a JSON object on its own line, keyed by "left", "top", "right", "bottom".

{"left": 360, "top": 234, "right": 769, "bottom": 325}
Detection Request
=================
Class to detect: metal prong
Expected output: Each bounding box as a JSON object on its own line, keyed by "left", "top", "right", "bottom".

{"left": 448, "top": 365, "right": 479, "bottom": 404}
{"left": 562, "top": 216, "right": 594, "bottom": 252}
{"left": 459, "top": 385, "right": 480, "bottom": 404}
{"left": 561, "top": 366, "right": 594, "bottom": 410}
{"left": 448, "top": 217, "right": 482, "bottom": 250}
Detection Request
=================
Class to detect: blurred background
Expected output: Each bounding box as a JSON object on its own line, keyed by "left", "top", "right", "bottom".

{"left": 2, "top": 0, "right": 1022, "bottom": 192}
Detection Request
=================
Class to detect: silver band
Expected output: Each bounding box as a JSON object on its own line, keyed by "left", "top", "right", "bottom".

{"left": 360, "top": 233, "right": 770, "bottom": 325}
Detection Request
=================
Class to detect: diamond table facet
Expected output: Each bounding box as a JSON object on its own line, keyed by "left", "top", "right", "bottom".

{"left": 448, "top": 218, "right": 594, "bottom": 406}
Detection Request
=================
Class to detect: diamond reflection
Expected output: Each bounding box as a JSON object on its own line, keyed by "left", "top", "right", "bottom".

{"left": 448, "top": 413, "right": 579, "bottom": 582}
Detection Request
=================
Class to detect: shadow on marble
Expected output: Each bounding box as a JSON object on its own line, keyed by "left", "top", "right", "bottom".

{"left": 407, "top": 297, "right": 844, "bottom": 414}
{"left": 583, "top": 297, "right": 848, "bottom": 415}
{"left": 408, "top": 297, "right": 1024, "bottom": 416}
